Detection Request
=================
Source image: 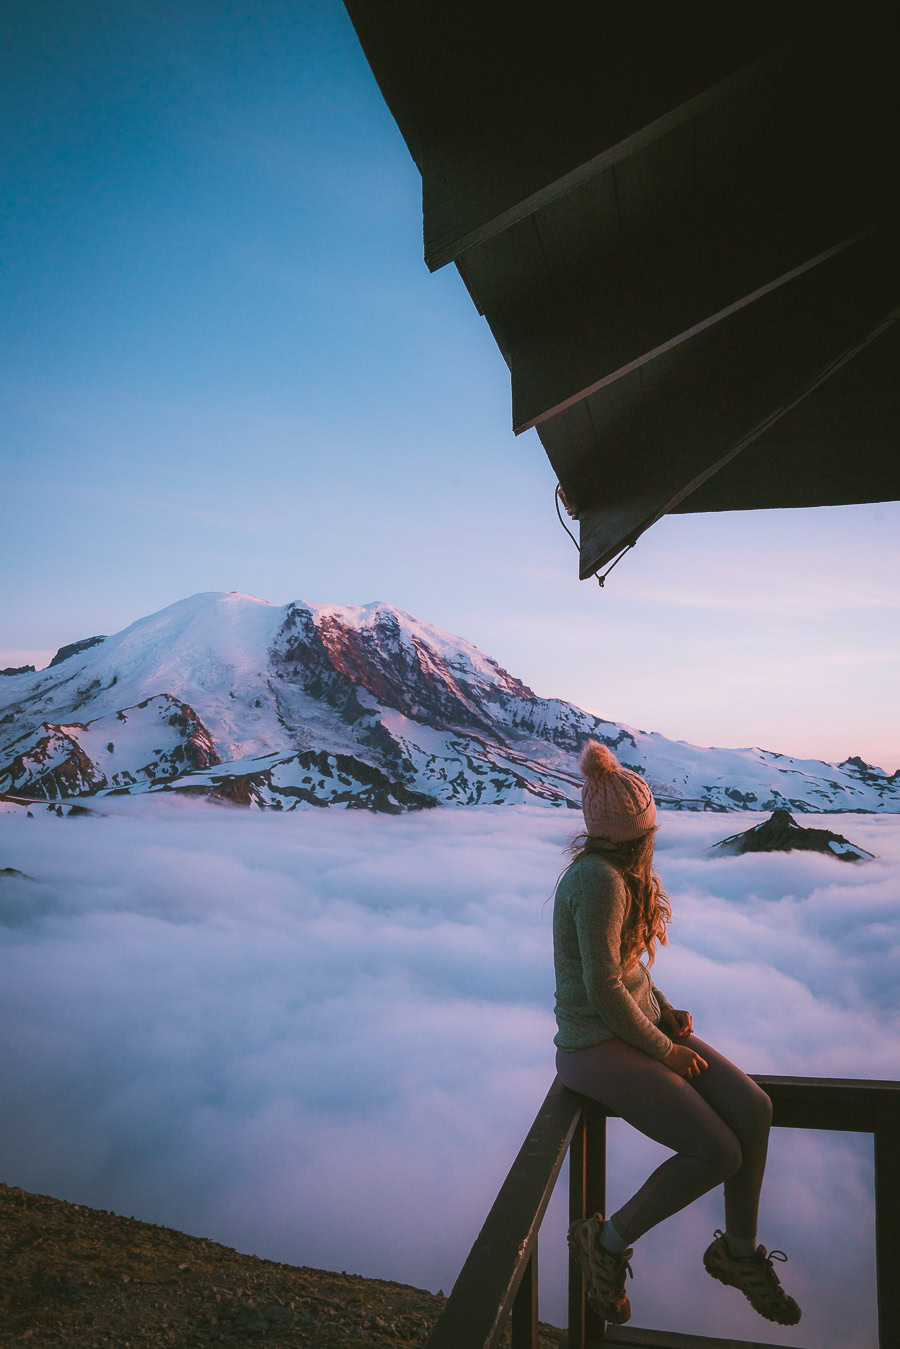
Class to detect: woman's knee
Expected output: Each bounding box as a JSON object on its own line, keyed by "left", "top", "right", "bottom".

{"left": 741, "top": 1084, "right": 773, "bottom": 1140}
{"left": 752, "top": 1085, "right": 774, "bottom": 1130}
{"left": 703, "top": 1127, "right": 743, "bottom": 1179}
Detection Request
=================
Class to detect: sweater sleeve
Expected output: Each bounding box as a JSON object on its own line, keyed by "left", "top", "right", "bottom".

{"left": 650, "top": 980, "right": 673, "bottom": 1010}
{"left": 571, "top": 865, "right": 674, "bottom": 1061}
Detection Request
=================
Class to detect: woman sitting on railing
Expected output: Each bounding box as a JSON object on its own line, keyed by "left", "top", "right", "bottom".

{"left": 554, "top": 741, "right": 801, "bottom": 1328}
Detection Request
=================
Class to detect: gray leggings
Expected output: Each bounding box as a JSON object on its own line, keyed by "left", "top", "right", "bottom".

{"left": 556, "top": 1034, "right": 773, "bottom": 1245}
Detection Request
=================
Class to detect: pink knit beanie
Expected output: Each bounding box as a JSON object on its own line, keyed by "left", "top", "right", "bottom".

{"left": 580, "top": 740, "right": 656, "bottom": 841}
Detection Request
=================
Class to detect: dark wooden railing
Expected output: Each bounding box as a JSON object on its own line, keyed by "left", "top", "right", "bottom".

{"left": 425, "top": 1075, "right": 900, "bottom": 1349}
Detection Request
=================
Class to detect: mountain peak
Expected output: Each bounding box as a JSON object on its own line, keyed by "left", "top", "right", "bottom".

{"left": 2, "top": 593, "right": 898, "bottom": 815}
{"left": 711, "top": 809, "right": 875, "bottom": 862}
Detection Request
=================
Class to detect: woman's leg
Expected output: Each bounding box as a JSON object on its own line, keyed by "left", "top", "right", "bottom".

{"left": 557, "top": 1039, "right": 743, "bottom": 1244}
{"left": 679, "top": 1034, "right": 773, "bottom": 1240}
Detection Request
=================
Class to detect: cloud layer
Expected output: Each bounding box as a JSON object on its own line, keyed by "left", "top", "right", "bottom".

{"left": 1, "top": 802, "right": 896, "bottom": 1346}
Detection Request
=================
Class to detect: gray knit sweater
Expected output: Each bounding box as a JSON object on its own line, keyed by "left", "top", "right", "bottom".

{"left": 553, "top": 853, "right": 674, "bottom": 1060}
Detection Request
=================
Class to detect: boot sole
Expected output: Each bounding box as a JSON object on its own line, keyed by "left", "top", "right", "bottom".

{"left": 703, "top": 1255, "right": 801, "bottom": 1326}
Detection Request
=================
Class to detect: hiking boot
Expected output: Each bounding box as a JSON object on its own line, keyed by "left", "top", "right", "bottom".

{"left": 567, "top": 1213, "right": 633, "bottom": 1324}
{"left": 703, "top": 1229, "right": 801, "bottom": 1325}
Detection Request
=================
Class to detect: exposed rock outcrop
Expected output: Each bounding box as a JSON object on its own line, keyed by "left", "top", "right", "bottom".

{"left": 711, "top": 808, "right": 875, "bottom": 861}
{"left": 48, "top": 635, "right": 107, "bottom": 667}
{"left": 0, "top": 695, "right": 219, "bottom": 801}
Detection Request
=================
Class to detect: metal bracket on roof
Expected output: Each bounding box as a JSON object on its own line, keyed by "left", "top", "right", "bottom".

{"left": 555, "top": 486, "right": 635, "bottom": 588}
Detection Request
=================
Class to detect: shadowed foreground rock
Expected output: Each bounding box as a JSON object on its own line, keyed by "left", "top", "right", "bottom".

{"left": 711, "top": 808, "right": 874, "bottom": 862}
{"left": 0, "top": 1183, "right": 560, "bottom": 1348}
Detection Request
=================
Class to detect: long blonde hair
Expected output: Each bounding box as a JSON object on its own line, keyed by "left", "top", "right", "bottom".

{"left": 567, "top": 828, "right": 672, "bottom": 969}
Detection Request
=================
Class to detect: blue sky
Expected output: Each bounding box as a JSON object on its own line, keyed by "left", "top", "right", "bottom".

{"left": 2, "top": 0, "right": 898, "bottom": 768}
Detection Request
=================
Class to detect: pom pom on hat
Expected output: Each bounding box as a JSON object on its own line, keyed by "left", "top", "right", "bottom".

{"left": 579, "top": 738, "right": 656, "bottom": 841}
{"left": 580, "top": 740, "right": 621, "bottom": 779}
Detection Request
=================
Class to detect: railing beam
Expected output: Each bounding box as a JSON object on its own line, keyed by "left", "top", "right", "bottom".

{"left": 424, "top": 1078, "right": 580, "bottom": 1349}
{"left": 511, "top": 1237, "right": 538, "bottom": 1349}
{"left": 426, "top": 1075, "right": 899, "bottom": 1349}
{"left": 875, "top": 1114, "right": 900, "bottom": 1347}
{"left": 752, "top": 1074, "right": 898, "bottom": 1132}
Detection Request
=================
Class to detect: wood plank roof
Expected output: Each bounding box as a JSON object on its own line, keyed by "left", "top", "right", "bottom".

{"left": 344, "top": 1, "right": 900, "bottom": 576}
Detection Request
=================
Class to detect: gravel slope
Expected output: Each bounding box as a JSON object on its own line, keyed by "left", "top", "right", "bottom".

{"left": 0, "top": 1182, "right": 561, "bottom": 1348}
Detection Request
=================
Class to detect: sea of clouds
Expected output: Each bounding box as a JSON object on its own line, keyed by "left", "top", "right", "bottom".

{"left": 1, "top": 801, "right": 897, "bottom": 1347}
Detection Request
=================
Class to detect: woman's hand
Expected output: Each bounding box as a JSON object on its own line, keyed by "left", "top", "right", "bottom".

{"left": 659, "top": 1006, "right": 693, "bottom": 1039}
{"left": 663, "top": 1043, "right": 708, "bottom": 1080}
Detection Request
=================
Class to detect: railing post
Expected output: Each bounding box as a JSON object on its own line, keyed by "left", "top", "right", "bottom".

{"left": 585, "top": 1106, "right": 608, "bottom": 1346}
{"left": 568, "top": 1101, "right": 608, "bottom": 1348}
{"left": 568, "top": 1110, "right": 587, "bottom": 1348}
{"left": 875, "top": 1113, "right": 900, "bottom": 1348}
{"left": 511, "top": 1236, "right": 538, "bottom": 1349}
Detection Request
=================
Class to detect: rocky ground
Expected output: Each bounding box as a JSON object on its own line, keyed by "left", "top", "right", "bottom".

{"left": 0, "top": 1183, "right": 561, "bottom": 1348}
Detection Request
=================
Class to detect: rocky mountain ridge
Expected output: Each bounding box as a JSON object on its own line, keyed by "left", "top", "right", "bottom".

{"left": 1, "top": 591, "right": 897, "bottom": 814}
{"left": 711, "top": 808, "right": 875, "bottom": 861}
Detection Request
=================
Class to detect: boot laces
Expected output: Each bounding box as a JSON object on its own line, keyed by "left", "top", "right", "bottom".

{"left": 597, "top": 1246, "right": 633, "bottom": 1293}
{"left": 714, "top": 1231, "right": 790, "bottom": 1292}
{"left": 758, "top": 1248, "right": 788, "bottom": 1290}
{"left": 596, "top": 1243, "right": 633, "bottom": 1299}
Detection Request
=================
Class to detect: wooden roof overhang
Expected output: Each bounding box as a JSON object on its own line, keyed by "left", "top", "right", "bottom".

{"left": 343, "top": 2, "right": 900, "bottom": 577}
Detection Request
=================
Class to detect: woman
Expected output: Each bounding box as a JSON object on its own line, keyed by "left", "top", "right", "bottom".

{"left": 555, "top": 741, "right": 800, "bottom": 1328}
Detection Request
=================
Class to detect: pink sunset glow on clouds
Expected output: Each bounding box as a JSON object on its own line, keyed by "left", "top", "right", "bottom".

{"left": 1, "top": 800, "right": 895, "bottom": 1346}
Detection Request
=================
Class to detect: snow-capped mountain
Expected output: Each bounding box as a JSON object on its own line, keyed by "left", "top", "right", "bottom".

{"left": 1, "top": 591, "right": 897, "bottom": 813}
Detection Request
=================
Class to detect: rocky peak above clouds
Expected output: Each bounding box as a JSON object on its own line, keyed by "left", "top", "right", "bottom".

{"left": 1, "top": 591, "right": 897, "bottom": 815}
{"left": 711, "top": 808, "right": 875, "bottom": 861}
